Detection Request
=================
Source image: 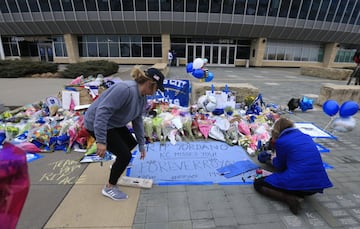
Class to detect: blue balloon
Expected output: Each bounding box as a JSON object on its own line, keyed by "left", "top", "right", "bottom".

{"left": 186, "top": 62, "right": 193, "bottom": 73}
{"left": 205, "top": 72, "right": 214, "bottom": 82}
{"left": 192, "top": 69, "right": 204, "bottom": 79}
{"left": 299, "top": 96, "right": 313, "bottom": 112}
{"left": 339, "top": 101, "right": 359, "bottom": 118}
{"left": 322, "top": 100, "right": 339, "bottom": 116}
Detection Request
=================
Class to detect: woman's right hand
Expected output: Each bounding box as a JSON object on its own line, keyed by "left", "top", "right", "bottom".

{"left": 96, "top": 143, "right": 107, "bottom": 158}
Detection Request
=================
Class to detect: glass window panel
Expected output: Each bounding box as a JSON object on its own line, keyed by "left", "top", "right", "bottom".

{"left": 110, "top": 0, "right": 121, "bottom": 10}
{"left": 308, "top": 0, "right": 320, "bottom": 20}
{"left": 17, "top": 0, "right": 30, "bottom": 12}
{"left": 19, "top": 42, "right": 30, "bottom": 56}
{"left": 107, "top": 35, "right": 119, "bottom": 42}
{"left": 63, "top": 43, "right": 68, "bottom": 56}
{"left": 342, "top": 0, "right": 355, "bottom": 23}
{"left": 30, "top": 44, "right": 39, "bottom": 56}
{"left": 223, "top": 0, "right": 233, "bottom": 14}
{"left": 299, "top": 0, "right": 311, "bottom": 19}
{"left": 122, "top": 0, "right": 133, "bottom": 11}
{"left": 142, "top": 37, "right": 152, "bottom": 42}
{"left": 234, "top": 0, "right": 245, "bottom": 14}
{"left": 38, "top": 0, "right": 50, "bottom": 11}
{"left": 0, "top": 0, "right": 9, "bottom": 13}
{"left": 3, "top": 44, "right": 11, "bottom": 56}
{"left": 173, "top": 0, "right": 184, "bottom": 11}
{"left": 74, "top": 0, "right": 85, "bottom": 11}
{"left": 135, "top": 0, "right": 145, "bottom": 10}
{"left": 210, "top": 0, "right": 222, "bottom": 13}
{"left": 88, "top": 43, "right": 98, "bottom": 57}
{"left": 317, "top": 0, "right": 330, "bottom": 20}
{"left": 97, "top": 35, "right": 109, "bottom": 42}
{"left": 85, "top": 0, "right": 97, "bottom": 11}
{"left": 212, "top": 46, "right": 218, "bottom": 63}
{"left": 120, "top": 36, "right": 130, "bottom": 42}
{"left": 349, "top": 1, "right": 360, "bottom": 23}
{"left": 87, "top": 35, "right": 97, "bottom": 42}
{"left": 172, "top": 44, "right": 185, "bottom": 58}
{"left": 50, "top": 0, "right": 62, "bottom": 11}
{"left": 161, "top": 0, "right": 171, "bottom": 11}
{"left": 28, "top": 0, "right": 40, "bottom": 12}
{"left": 186, "top": 0, "right": 196, "bottom": 12}
{"left": 142, "top": 44, "right": 152, "bottom": 57}
{"left": 257, "top": 0, "right": 268, "bottom": 16}
{"left": 7, "top": 0, "right": 19, "bottom": 12}
{"left": 229, "top": 47, "right": 235, "bottom": 64}
{"left": 334, "top": 0, "right": 347, "bottom": 22}
{"left": 109, "top": 43, "right": 119, "bottom": 57}
{"left": 120, "top": 44, "right": 130, "bottom": 57}
{"left": 98, "top": 43, "right": 108, "bottom": 57}
{"left": 268, "top": 0, "right": 279, "bottom": 16}
{"left": 79, "top": 42, "right": 86, "bottom": 57}
{"left": 154, "top": 44, "right": 162, "bottom": 57}
{"left": 131, "top": 35, "right": 141, "bottom": 42}
{"left": 131, "top": 43, "right": 141, "bottom": 57}
{"left": 153, "top": 36, "right": 161, "bottom": 42}
{"left": 11, "top": 44, "right": 19, "bottom": 56}
{"left": 289, "top": 0, "right": 301, "bottom": 18}
{"left": 198, "top": 0, "right": 209, "bottom": 13}
{"left": 54, "top": 43, "right": 64, "bottom": 56}
{"left": 148, "top": 0, "right": 159, "bottom": 11}
{"left": 326, "top": 0, "right": 339, "bottom": 22}
{"left": 246, "top": 0, "right": 257, "bottom": 15}
{"left": 62, "top": 0, "right": 73, "bottom": 11}
{"left": 97, "top": 0, "right": 109, "bottom": 10}
{"left": 171, "top": 37, "right": 186, "bottom": 43}
{"left": 279, "top": 0, "right": 291, "bottom": 17}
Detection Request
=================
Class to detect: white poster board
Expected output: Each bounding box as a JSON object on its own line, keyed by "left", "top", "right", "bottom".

{"left": 205, "top": 90, "right": 236, "bottom": 109}
{"left": 61, "top": 90, "right": 80, "bottom": 110}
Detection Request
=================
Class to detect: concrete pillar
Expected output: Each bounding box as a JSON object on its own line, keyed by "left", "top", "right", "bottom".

{"left": 63, "top": 34, "right": 79, "bottom": 63}
{"left": 0, "top": 36, "right": 5, "bottom": 60}
{"left": 162, "top": 34, "right": 170, "bottom": 64}
{"left": 250, "top": 38, "right": 266, "bottom": 67}
{"left": 323, "top": 42, "right": 338, "bottom": 68}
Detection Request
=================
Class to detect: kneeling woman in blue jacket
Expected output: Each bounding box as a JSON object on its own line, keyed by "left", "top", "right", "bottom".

{"left": 254, "top": 117, "right": 333, "bottom": 215}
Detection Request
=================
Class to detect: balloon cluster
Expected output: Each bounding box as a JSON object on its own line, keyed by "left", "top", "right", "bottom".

{"left": 186, "top": 58, "right": 214, "bottom": 82}
{"left": 322, "top": 100, "right": 359, "bottom": 132}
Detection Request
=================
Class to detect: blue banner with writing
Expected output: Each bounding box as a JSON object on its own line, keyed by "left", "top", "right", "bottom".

{"left": 147, "top": 79, "right": 191, "bottom": 107}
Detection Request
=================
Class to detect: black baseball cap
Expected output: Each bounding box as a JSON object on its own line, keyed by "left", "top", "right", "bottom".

{"left": 146, "top": 68, "right": 165, "bottom": 92}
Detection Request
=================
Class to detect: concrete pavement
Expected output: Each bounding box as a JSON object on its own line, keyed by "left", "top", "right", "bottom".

{"left": 2, "top": 66, "right": 360, "bottom": 228}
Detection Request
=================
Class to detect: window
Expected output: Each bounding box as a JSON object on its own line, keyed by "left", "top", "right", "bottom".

{"left": 122, "top": 0, "right": 133, "bottom": 11}
{"left": 342, "top": 0, "right": 355, "bottom": 23}
{"left": 334, "top": 0, "right": 348, "bottom": 22}
{"left": 186, "top": 0, "right": 196, "bottom": 12}
{"left": 74, "top": 0, "right": 85, "bottom": 11}
{"left": 210, "top": 0, "right": 222, "bottom": 13}
{"left": 173, "top": 0, "right": 184, "bottom": 12}
{"left": 135, "top": 0, "right": 145, "bottom": 10}
{"left": 349, "top": 1, "right": 360, "bottom": 24}
{"left": 246, "top": 0, "right": 257, "bottom": 15}
{"left": 222, "top": 0, "right": 233, "bottom": 14}
{"left": 110, "top": 0, "right": 121, "bottom": 10}
{"left": 148, "top": 0, "right": 159, "bottom": 11}
{"left": 234, "top": 0, "right": 245, "bottom": 14}
{"left": 279, "top": 0, "right": 291, "bottom": 17}
{"left": 335, "top": 48, "right": 357, "bottom": 63}
{"left": 326, "top": 0, "right": 340, "bottom": 22}
{"left": 53, "top": 36, "right": 68, "bottom": 57}
{"left": 299, "top": 0, "right": 311, "bottom": 19}
{"left": 85, "top": 0, "right": 97, "bottom": 11}
{"left": 7, "top": 0, "right": 19, "bottom": 12}
{"left": 28, "top": 0, "right": 40, "bottom": 12}
{"left": 268, "top": 0, "right": 279, "bottom": 16}
{"left": 0, "top": 0, "right": 9, "bottom": 13}
{"left": 62, "top": 0, "right": 73, "bottom": 11}
{"left": 198, "top": 0, "right": 209, "bottom": 13}
{"left": 38, "top": 0, "right": 51, "bottom": 11}
{"left": 257, "top": 0, "right": 268, "bottom": 16}
{"left": 161, "top": 0, "right": 171, "bottom": 11}
{"left": 97, "top": 0, "right": 109, "bottom": 10}
{"left": 17, "top": 0, "right": 30, "bottom": 12}
{"left": 317, "top": 0, "right": 330, "bottom": 21}
{"left": 289, "top": 0, "right": 301, "bottom": 18}
{"left": 2, "top": 37, "right": 19, "bottom": 56}
{"left": 308, "top": 0, "right": 320, "bottom": 20}
{"left": 50, "top": 0, "right": 62, "bottom": 11}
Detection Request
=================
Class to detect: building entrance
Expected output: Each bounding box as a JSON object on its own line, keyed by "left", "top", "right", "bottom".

{"left": 187, "top": 44, "right": 236, "bottom": 66}
{"left": 38, "top": 44, "right": 53, "bottom": 62}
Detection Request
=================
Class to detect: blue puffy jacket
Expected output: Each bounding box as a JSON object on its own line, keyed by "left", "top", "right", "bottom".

{"left": 264, "top": 128, "right": 333, "bottom": 192}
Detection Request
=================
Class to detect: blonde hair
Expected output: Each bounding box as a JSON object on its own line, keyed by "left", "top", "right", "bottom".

{"left": 131, "top": 66, "right": 157, "bottom": 91}
{"left": 271, "top": 117, "right": 294, "bottom": 140}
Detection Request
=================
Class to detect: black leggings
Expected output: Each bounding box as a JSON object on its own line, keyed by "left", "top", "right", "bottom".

{"left": 87, "top": 127, "right": 138, "bottom": 185}
{"left": 253, "top": 177, "right": 317, "bottom": 198}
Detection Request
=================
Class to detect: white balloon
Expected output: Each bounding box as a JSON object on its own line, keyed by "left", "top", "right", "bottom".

{"left": 193, "top": 58, "right": 205, "bottom": 69}
{"left": 332, "top": 117, "right": 356, "bottom": 132}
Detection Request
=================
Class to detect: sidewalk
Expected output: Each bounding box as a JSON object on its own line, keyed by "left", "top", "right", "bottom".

{"left": 3, "top": 66, "right": 359, "bottom": 228}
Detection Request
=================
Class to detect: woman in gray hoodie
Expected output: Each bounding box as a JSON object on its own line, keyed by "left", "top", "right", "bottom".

{"left": 85, "top": 67, "right": 164, "bottom": 200}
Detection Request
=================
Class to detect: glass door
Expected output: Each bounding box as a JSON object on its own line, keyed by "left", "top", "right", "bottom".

{"left": 38, "top": 44, "right": 53, "bottom": 62}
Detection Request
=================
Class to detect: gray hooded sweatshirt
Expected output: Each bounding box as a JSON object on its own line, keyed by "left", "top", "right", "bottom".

{"left": 84, "top": 80, "right": 146, "bottom": 152}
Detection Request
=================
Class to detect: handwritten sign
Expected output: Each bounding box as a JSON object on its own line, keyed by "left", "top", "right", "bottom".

{"left": 128, "top": 141, "right": 257, "bottom": 184}
{"left": 39, "top": 160, "right": 85, "bottom": 185}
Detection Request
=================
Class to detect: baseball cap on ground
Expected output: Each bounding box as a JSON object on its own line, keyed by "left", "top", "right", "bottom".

{"left": 145, "top": 68, "right": 165, "bottom": 92}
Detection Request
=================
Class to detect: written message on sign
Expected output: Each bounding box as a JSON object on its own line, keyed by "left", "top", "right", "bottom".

{"left": 128, "top": 141, "right": 256, "bottom": 184}
{"left": 39, "top": 160, "right": 85, "bottom": 185}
